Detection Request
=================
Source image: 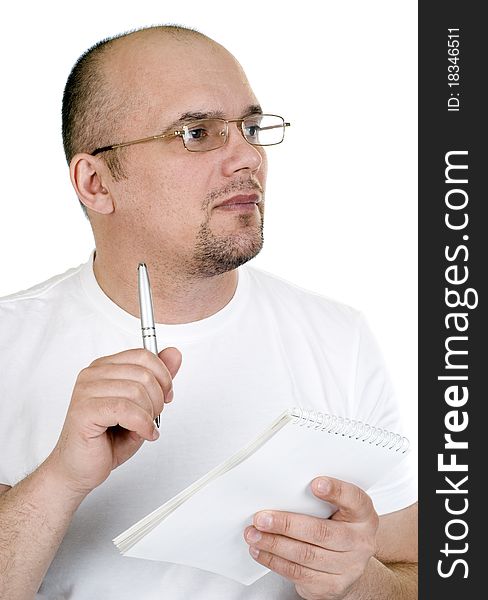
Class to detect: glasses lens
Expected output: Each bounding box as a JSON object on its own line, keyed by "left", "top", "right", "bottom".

{"left": 183, "top": 120, "right": 227, "bottom": 151}
{"left": 242, "top": 114, "right": 285, "bottom": 146}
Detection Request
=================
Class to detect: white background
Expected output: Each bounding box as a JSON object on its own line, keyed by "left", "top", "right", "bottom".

{"left": 0, "top": 1, "right": 417, "bottom": 444}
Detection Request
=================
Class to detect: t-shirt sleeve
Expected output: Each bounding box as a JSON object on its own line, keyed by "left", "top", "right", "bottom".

{"left": 352, "top": 313, "right": 417, "bottom": 515}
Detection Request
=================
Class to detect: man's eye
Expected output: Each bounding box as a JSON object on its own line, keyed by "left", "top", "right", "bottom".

{"left": 188, "top": 127, "right": 208, "bottom": 140}
{"left": 245, "top": 125, "right": 260, "bottom": 137}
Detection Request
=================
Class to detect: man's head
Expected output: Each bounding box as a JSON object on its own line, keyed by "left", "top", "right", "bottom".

{"left": 63, "top": 26, "right": 276, "bottom": 278}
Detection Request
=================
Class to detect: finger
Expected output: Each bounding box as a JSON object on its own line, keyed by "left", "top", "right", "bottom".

{"left": 252, "top": 511, "right": 355, "bottom": 551}
{"left": 82, "top": 396, "right": 159, "bottom": 442}
{"left": 74, "top": 378, "right": 156, "bottom": 419}
{"left": 244, "top": 527, "right": 344, "bottom": 573}
{"left": 90, "top": 348, "right": 158, "bottom": 368}
{"left": 91, "top": 349, "right": 177, "bottom": 402}
{"left": 86, "top": 365, "right": 166, "bottom": 413}
{"left": 158, "top": 347, "right": 183, "bottom": 403}
{"left": 247, "top": 546, "right": 324, "bottom": 587}
{"left": 311, "top": 477, "right": 376, "bottom": 524}
{"left": 158, "top": 347, "right": 182, "bottom": 378}
{"left": 82, "top": 364, "right": 165, "bottom": 409}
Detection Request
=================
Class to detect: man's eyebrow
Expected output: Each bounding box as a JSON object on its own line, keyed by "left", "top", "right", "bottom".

{"left": 177, "top": 110, "right": 225, "bottom": 123}
{"left": 243, "top": 104, "right": 263, "bottom": 117}
{"left": 165, "top": 105, "right": 263, "bottom": 131}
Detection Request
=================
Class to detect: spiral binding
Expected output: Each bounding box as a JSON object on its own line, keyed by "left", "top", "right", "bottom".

{"left": 291, "top": 408, "right": 409, "bottom": 453}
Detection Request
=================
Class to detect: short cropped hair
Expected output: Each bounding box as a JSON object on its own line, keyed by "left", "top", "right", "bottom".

{"left": 61, "top": 25, "right": 204, "bottom": 217}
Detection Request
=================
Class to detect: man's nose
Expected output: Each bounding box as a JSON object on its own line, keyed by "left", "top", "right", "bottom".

{"left": 220, "top": 122, "right": 264, "bottom": 176}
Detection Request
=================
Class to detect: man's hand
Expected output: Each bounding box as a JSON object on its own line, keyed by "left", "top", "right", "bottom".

{"left": 244, "top": 476, "right": 378, "bottom": 600}
{"left": 45, "top": 347, "right": 182, "bottom": 498}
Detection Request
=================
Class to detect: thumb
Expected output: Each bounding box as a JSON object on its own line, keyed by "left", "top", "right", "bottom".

{"left": 158, "top": 346, "right": 183, "bottom": 378}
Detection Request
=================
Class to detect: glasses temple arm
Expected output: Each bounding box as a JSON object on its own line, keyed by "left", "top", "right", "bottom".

{"left": 91, "top": 132, "right": 178, "bottom": 155}
{"left": 254, "top": 122, "right": 291, "bottom": 132}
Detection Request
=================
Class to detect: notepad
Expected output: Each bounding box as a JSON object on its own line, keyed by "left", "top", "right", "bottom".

{"left": 113, "top": 407, "right": 410, "bottom": 585}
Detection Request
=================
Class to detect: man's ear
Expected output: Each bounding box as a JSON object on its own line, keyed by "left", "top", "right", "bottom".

{"left": 69, "top": 153, "right": 114, "bottom": 215}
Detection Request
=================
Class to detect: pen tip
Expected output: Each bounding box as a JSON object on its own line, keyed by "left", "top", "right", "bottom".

{"left": 138, "top": 262, "right": 147, "bottom": 270}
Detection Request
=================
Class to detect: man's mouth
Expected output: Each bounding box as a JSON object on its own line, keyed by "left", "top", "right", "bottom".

{"left": 216, "top": 194, "right": 261, "bottom": 211}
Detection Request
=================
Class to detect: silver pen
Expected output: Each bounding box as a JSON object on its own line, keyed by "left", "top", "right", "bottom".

{"left": 137, "top": 263, "right": 160, "bottom": 428}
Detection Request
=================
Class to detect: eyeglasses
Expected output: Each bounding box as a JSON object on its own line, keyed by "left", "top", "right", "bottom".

{"left": 90, "top": 114, "right": 290, "bottom": 155}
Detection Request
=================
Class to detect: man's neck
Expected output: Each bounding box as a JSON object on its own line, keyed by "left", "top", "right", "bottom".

{"left": 92, "top": 249, "right": 239, "bottom": 325}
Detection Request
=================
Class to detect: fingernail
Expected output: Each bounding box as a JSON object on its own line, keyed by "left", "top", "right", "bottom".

{"left": 315, "top": 478, "right": 330, "bottom": 494}
{"left": 255, "top": 512, "right": 273, "bottom": 530}
{"left": 152, "top": 427, "right": 160, "bottom": 440}
{"left": 246, "top": 528, "right": 262, "bottom": 544}
{"left": 166, "top": 389, "right": 174, "bottom": 403}
{"left": 249, "top": 547, "right": 260, "bottom": 559}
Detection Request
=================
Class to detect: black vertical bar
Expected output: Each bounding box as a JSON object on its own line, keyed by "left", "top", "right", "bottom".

{"left": 419, "top": 3, "right": 484, "bottom": 598}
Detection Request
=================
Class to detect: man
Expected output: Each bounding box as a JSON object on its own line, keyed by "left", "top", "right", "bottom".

{"left": 0, "top": 26, "right": 417, "bottom": 599}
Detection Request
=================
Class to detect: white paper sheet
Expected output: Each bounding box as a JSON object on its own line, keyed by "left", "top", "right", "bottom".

{"left": 119, "top": 419, "right": 408, "bottom": 585}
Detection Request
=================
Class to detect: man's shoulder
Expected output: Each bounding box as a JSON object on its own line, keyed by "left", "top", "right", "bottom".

{"left": 244, "top": 265, "right": 362, "bottom": 329}
{"left": 0, "top": 261, "right": 86, "bottom": 317}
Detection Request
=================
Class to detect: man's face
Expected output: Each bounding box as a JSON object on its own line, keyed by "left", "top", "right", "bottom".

{"left": 103, "top": 34, "right": 268, "bottom": 278}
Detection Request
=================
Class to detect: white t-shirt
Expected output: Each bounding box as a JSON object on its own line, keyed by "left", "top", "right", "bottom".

{"left": 0, "top": 252, "right": 417, "bottom": 599}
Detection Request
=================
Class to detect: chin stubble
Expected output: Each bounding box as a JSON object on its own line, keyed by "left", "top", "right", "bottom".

{"left": 190, "top": 180, "right": 265, "bottom": 278}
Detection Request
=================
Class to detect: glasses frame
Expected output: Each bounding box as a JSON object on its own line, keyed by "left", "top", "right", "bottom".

{"left": 90, "top": 114, "right": 290, "bottom": 155}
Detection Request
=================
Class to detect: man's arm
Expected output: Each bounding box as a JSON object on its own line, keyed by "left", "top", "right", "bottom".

{"left": 0, "top": 347, "right": 181, "bottom": 600}
{"left": 0, "top": 468, "right": 85, "bottom": 599}
{"left": 244, "top": 477, "right": 417, "bottom": 600}
{"left": 341, "top": 503, "right": 418, "bottom": 600}
{"left": 341, "top": 558, "right": 417, "bottom": 600}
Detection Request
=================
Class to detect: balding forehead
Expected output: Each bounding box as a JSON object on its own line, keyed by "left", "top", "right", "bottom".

{"left": 100, "top": 32, "right": 251, "bottom": 115}
{"left": 103, "top": 30, "right": 240, "bottom": 85}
